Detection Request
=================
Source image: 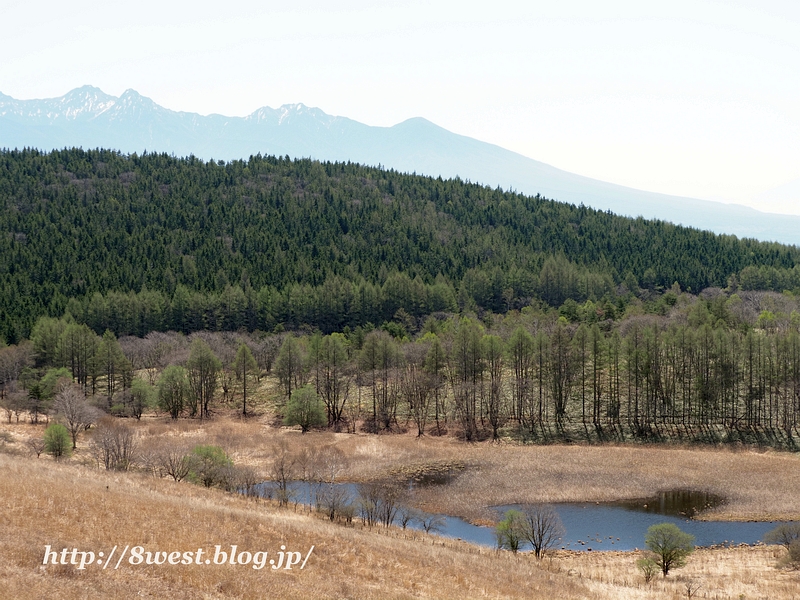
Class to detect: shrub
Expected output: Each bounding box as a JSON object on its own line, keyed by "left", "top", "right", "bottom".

{"left": 636, "top": 556, "right": 658, "bottom": 583}
{"left": 496, "top": 509, "right": 526, "bottom": 554}
{"left": 188, "top": 445, "right": 233, "bottom": 488}
{"left": 43, "top": 423, "right": 71, "bottom": 460}
{"left": 283, "top": 384, "right": 326, "bottom": 433}
{"left": 765, "top": 523, "right": 800, "bottom": 568}
{"left": 764, "top": 523, "right": 800, "bottom": 551}
{"left": 788, "top": 541, "right": 800, "bottom": 567}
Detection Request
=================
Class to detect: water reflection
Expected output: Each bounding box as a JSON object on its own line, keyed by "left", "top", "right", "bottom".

{"left": 531, "top": 501, "right": 787, "bottom": 551}
{"left": 613, "top": 490, "right": 725, "bottom": 518}
{"left": 255, "top": 482, "right": 791, "bottom": 552}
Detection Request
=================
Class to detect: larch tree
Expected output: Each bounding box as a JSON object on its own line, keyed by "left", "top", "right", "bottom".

{"left": 232, "top": 342, "right": 258, "bottom": 417}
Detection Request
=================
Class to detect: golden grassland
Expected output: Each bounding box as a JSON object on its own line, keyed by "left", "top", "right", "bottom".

{"left": 0, "top": 451, "right": 592, "bottom": 600}
{"left": 4, "top": 412, "right": 800, "bottom": 525}
{"left": 1, "top": 447, "right": 799, "bottom": 600}
{"left": 2, "top": 369, "right": 800, "bottom": 599}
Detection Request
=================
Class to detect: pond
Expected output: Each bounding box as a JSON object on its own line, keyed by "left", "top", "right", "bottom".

{"left": 513, "top": 496, "right": 788, "bottom": 551}
{"left": 255, "top": 483, "right": 792, "bottom": 552}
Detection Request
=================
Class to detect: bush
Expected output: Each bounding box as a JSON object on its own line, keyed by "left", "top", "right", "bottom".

{"left": 765, "top": 523, "right": 800, "bottom": 568}
{"left": 283, "top": 384, "right": 326, "bottom": 433}
{"left": 92, "top": 417, "right": 137, "bottom": 470}
{"left": 636, "top": 556, "right": 658, "bottom": 583}
{"left": 496, "top": 509, "right": 526, "bottom": 554}
{"left": 188, "top": 445, "right": 233, "bottom": 488}
{"left": 43, "top": 423, "right": 71, "bottom": 460}
{"left": 764, "top": 523, "right": 800, "bottom": 551}
{"left": 788, "top": 541, "right": 800, "bottom": 567}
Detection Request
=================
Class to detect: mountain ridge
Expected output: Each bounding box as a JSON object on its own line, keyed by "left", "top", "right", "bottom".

{"left": 2, "top": 86, "right": 799, "bottom": 245}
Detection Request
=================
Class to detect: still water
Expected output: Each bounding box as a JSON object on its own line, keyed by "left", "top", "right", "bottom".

{"left": 256, "top": 483, "right": 791, "bottom": 552}
{"left": 522, "top": 498, "right": 788, "bottom": 551}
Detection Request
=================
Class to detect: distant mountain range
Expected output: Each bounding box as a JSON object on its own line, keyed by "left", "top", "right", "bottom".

{"left": 2, "top": 85, "right": 798, "bottom": 246}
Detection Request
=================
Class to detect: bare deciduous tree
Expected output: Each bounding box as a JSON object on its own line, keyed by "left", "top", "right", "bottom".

{"left": 310, "top": 446, "right": 351, "bottom": 521}
{"left": 142, "top": 440, "right": 192, "bottom": 481}
{"left": 91, "top": 417, "right": 138, "bottom": 470}
{"left": 252, "top": 335, "right": 280, "bottom": 377}
{"left": 270, "top": 442, "right": 296, "bottom": 507}
{"left": 0, "top": 341, "right": 34, "bottom": 391}
{"left": 229, "top": 464, "right": 263, "bottom": 499}
{"left": 27, "top": 436, "right": 46, "bottom": 458}
{"left": 1, "top": 380, "right": 28, "bottom": 424}
{"left": 357, "top": 480, "right": 406, "bottom": 528}
{"left": 232, "top": 343, "right": 258, "bottom": 416}
{"left": 53, "top": 384, "right": 99, "bottom": 449}
{"left": 402, "top": 364, "right": 432, "bottom": 437}
{"left": 419, "top": 513, "right": 446, "bottom": 534}
{"left": 521, "top": 504, "right": 565, "bottom": 559}
{"left": 313, "top": 333, "right": 351, "bottom": 429}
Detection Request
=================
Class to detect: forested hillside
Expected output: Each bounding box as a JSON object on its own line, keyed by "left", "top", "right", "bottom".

{"left": 3, "top": 148, "right": 800, "bottom": 446}
{"left": 1, "top": 148, "right": 799, "bottom": 342}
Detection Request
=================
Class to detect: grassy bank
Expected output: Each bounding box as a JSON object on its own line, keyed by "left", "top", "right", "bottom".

{"left": 2, "top": 443, "right": 799, "bottom": 599}
{"left": 4, "top": 416, "right": 800, "bottom": 524}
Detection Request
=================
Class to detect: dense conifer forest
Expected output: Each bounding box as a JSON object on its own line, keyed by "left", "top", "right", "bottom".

{"left": 1, "top": 148, "right": 799, "bottom": 342}
{"left": 3, "top": 148, "right": 800, "bottom": 448}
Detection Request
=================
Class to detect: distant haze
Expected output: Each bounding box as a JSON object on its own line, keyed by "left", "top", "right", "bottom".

{"left": 755, "top": 178, "right": 800, "bottom": 215}
{"left": 2, "top": 86, "right": 800, "bottom": 247}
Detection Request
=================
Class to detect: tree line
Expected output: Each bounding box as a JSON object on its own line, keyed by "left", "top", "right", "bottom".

{"left": 2, "top": 148, "right": 799, "bottom": 343}
{"left": 4, "top": 286, "right": 800, "bottom": 448}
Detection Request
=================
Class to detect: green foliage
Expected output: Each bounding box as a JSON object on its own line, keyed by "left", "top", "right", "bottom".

{"left": 186, "top": 339, "right": 221, "bottom": 419}
{"left": 43, "top": 423, "right": 71, "bottom": 460}
{"left": 31, "top": 317, "right": 68, "bottom": 366}
{"left": 1, "top": 148, "right": 798, "bottom": 342}
{"left": 312, "top": 332, "right": 350, "bottom": 426}
{"left": 129, "top": 377, "right": 155, "bottom": 419}
{"left": 644, "top": 523, "right": 695, "bottom": 576}
{"left": 39, "top": 367, "right": 72, "bottom": 399}
{"left": 96, "top": 329, "right": 130, "bottom": 400}
{"left": 636, "top": 556, "right": 658, "bottom": 583}
{"left": 495, "top": 509, "right": 526, "bottom": 553}
{"left": 274, "top": 336, "right": 306, "bottom": 399}
{"left": 157, "top": 365, "right": 187, "bottom": 419}
{"left": 283, "top": 384, "right": 326, "bottom": 433}
{"left": 188, "top": 444, "right": 233, "bottom": 488}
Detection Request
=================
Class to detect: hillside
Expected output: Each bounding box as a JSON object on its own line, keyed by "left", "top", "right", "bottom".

{"left": 1, "top": 421, "right": 798, "bottom": 599}
{"left": 3, "top": 87, "right": 800, "bottom": 245}
{"left": 1, "top": 148, "right": 799, "bottom": 342}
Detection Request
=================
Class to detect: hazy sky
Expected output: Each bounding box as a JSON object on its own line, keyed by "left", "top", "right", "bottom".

{"left": 2, "top": 0, "right": 799, "bottom": 213}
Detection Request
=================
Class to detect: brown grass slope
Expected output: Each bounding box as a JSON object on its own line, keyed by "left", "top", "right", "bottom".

{"left": 0, "top": 453, "right": 594, "bottom": 600}
{"left": 2, "top": 428, "right": 800, "bottom": 599}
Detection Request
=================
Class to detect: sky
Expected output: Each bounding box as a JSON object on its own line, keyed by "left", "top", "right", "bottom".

{"left": 1, "top": 0, "right": 799, "bottom": 213}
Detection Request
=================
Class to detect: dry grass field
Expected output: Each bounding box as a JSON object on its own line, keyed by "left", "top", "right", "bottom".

{"left": 1, "top": 446, "right": 799, "bottom": 599}
{"left": 2, "top": 413, "right": 800, "bottom": 599}
{"left": 0, "top": 451, "right": 594, "bottom": 600}
{"left": 4, "top": 414, "right": 800, "bottom": 523}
